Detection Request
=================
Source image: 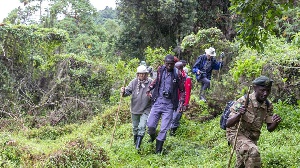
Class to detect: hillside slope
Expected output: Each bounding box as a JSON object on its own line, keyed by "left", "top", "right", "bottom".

{"left": 1, "top": 100, "right": 299, "bottom": 167}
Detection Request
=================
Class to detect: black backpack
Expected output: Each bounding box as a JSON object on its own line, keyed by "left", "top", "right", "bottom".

{"left": 220, "top": 101, "right": 235, "bottom": 130}
{"left": 220, "top": 96, "right": 270, "bottom": 130}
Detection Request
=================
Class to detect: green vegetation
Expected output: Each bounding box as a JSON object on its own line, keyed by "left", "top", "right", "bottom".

{"left": 1, "top": 0, "right": 299, "bottom": 167}
{"left": 1, "top": 101, "right": 299, "bottom": 167}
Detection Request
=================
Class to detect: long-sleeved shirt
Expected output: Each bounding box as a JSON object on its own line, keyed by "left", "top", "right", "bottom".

{"left": 148, "top": 65, "right": 185, "bottom": 110}
{"left": 226, "top": 92, "right": 273, "bottom": 142}
{"left": 192, "top": 54, "right": 222, "bottom": 80}
{"left": 123, "top": 77, "right": 153, "bottom": 114}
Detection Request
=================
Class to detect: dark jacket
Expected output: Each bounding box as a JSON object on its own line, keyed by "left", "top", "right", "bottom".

{"left": 192, "top": 54, "right": 222, "bottom": 81}
{"left": 148, "top": 65, "right": 185, "bottom": 110}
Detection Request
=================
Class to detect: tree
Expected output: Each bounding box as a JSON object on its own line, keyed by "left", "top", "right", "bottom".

{"left": 116, "top": 0, "right": 198, "bottom": 59}
{"left": 95, "top": 6, "right": 117, "bottom": 24}
{"left": 229, "top": 0, "right": 297, "bottom": 51}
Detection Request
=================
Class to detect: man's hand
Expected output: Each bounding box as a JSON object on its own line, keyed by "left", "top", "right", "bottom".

{"left": 146, "top": 90, "right": 152, "bottom": 97}
{"left": 238, "top": 106, "right": 246, "bottom": 115}
{"left": 197, "top": 70, "right": 204, "bottom": 75}
{"left": 120, "top": 87, "right": 125, "bottom": 94}
{"left": 267, "top": 114, "right": 282, "bottom": 132}
{"left": 235, "top": 103, "right": 246, "bottom": 116}
{"left": 272, "top": 114, "right": 282, "bottom": 123}
{"left": 179, "top": 102, "right": 184, "bottom": 112}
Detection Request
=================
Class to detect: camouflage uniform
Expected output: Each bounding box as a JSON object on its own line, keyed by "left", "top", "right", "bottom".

{"left": 226, "top": 92, "right": 274, "bottom": 168}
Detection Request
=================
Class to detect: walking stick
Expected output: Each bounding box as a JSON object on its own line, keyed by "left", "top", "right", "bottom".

{"left": 227, "top": 86, "right": 251, "bottom": 168}
{"left": 218, "top": 52, "right": 224, "bottom": 81}
{"left": 110, "top": 78, "right": 127, "bottom": 148}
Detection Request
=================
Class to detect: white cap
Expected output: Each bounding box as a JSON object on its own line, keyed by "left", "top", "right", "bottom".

{"left": 136, "top": 65, "right": 148, "bottom": 74}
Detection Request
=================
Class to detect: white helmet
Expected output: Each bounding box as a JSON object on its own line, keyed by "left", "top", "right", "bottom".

{"left": 136, "top": 65, "right": 148, "bottom": 74}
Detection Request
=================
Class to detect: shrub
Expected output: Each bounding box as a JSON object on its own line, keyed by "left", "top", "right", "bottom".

{"left": 46, "top": 138, "right": 109, "bottom": 167}
{"left": 26, "top": 125, "right": 77, "bottom": 140}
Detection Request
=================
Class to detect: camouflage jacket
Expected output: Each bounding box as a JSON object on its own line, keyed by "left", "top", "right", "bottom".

{"left": 226, "top": 92, "right": 274, "bottom": 142}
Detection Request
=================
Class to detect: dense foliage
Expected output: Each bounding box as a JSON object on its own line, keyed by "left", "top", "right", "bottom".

{"left": 229, "top": 0, "right": 299, "bottom": 51}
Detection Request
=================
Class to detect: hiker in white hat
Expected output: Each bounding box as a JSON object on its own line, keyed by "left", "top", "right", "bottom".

{"left": 192, "top": 47, "right": 223, "bottom": 101}
{"left": 120, "top": 65, "right": 153, "bottom": 150}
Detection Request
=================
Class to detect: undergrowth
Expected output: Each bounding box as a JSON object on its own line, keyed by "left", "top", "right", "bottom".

{"left": 0, "top": 100, "right": 299, "bottom": 167}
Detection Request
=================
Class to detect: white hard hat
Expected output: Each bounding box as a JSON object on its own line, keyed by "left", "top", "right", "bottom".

{"left": 136, "top": 65, "right": 148, "bottom": 74}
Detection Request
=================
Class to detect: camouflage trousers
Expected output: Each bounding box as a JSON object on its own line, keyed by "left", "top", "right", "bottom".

{"left": 232, "top": 135, "right": 261, "bottom": 168}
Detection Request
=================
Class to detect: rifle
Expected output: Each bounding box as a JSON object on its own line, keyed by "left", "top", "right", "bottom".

{"left": 227, "top": 85, "right": 251, "bottom": 168}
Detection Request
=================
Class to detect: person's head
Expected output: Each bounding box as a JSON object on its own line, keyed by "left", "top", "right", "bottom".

{"left": 205, "top": 47, "right": 216, "bottom": 60}
{"left": 175, "top": 61, "right": 183, "bottom": 70}
{"left": 183, "top": 67, "right": 189, "bottom": 75}
{"left": 180, "top": 60, "right": 187, "bottom": 67}
{"left": 136, "top": 65, "right": 149, "bottom": 80}
{"left": 140, "top": 61, "right": 147, "bottom": 66}
{"left": 164, "top": 54, "right": 175, "bottom": 72}
{"left": 252, "top": 76, "right": 273, "bottom": 103}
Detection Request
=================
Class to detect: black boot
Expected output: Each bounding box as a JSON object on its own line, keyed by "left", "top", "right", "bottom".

{"left": 148, "top": 134, "right": 156, "bottom": 143}
{"left": 135, "top": 135, "right": 143, "bottom": 150}
{"left": 155, "top": 139, "right": 164, "bottom": 154}
{"left": 169, "top": 127, "right": 178, "bottom": 136}
{"left": 134, "top": 135, "right": 138, "bottom": 145}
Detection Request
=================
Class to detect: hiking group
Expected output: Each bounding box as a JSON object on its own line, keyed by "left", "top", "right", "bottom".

{"left": 120, "top": 47, "right": 281, "bottom": 168}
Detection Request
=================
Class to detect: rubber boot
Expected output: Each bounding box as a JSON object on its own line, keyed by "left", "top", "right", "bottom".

{"left": 148, "top": 134, "right": 156, "bottom": 143}
{"left": 155, "top": 139, "right": 164, "bottom": 154}
{"left": 135, "top": 135, "right": 143, "bottom": 150}
{"left": 169, "top": 127, "right": 178, "bottom": 136}
{"left": 134, "top": 135, "right": 137, "bottom": 145}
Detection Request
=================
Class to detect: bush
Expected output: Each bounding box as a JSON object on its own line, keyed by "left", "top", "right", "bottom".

{"left": 26, "top": 125, "right": 77, "bottom": 140}
{"left": 45, "top": 138, "right": 109, "bottom": 167}
{"left": 273, "top": 100, "right": 300, "bottom": 130}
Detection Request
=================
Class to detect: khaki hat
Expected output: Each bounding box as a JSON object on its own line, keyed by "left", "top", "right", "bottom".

{"left": 205, "top": 47, "right": 216, "bottom": 56}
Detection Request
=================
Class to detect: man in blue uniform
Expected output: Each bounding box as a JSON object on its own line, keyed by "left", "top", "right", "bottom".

{"left": 146, "top": 54, "right": 185, "bottom": 154}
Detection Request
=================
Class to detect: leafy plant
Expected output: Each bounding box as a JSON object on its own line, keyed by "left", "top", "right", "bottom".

{"left": 45, "top": 138, "right": 109, "bottom": 167}
{"left": 229, "top": 54, "right": 265, "bottom": 82}
{"left": 144, "top": 46, "right": 174, "bottom": 69}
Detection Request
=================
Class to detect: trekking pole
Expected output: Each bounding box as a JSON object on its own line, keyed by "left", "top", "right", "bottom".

{"left": 218, "top": 52, "right": 224, "bottom": 81}
{"left": 227, "top": 85, "right": 251, "bottom": 168}
{"left": 110, "top": 78, "right": 127, "bottom": 148}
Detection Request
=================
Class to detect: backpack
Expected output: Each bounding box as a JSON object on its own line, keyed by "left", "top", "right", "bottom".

{"left": 220, "top": 101, "right": 235, "bottom": 130}
{"left": 219, "top": 96, "right": 270, "bottom": 130}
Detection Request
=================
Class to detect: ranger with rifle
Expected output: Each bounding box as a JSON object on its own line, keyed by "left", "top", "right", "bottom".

{"left": 226, "top": 76, "right": 282, "bottom": 167}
